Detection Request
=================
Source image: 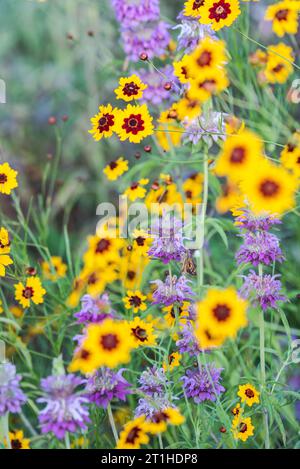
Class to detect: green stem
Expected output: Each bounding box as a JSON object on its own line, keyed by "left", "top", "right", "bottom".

{"left": 158, "top": 433, "right": 164, "bottom": 449}
{"left": 196, "top": 149, "right": 209, "bottom": 293}
{"left": 0, "top": 413, "right": 11, "bottom": 449}
{"left": 64, "top": 431, "right": 70, "bottom": 449}
{"left": 107, "top": 403, "right": 118, "bottom": 445}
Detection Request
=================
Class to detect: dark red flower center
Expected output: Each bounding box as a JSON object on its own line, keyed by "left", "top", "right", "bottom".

{"left": 152, "top": 411, "right": 169, "bottom": 423}
{"left": 239, "top": 422, "right": 248, "bottom": 433}
{"left": 297, "top": 156, "right": 300, "bottom": 164}
{"left": 95, "top": 238, "right": 111, "bottom": 253}
{"left": 168, "top": 353, "right": 175, "bottom": 365}
{"left": 197, "top": 50, "right": 212, "bottom": 67}
{"left": 185, "top": 190, "right": 193, "bottom": 199}
{"left": 123, "top": 81, "right": 140, "bottom": 97}
{"left": 213, "top": 303, "right": 231, "bottom": 321}
{"left": 11, "top": 439, "right": 22, "bottom": 449}
{"left": 131, "top": 326, "right": 148, "bottom": 342}
{"left": 209, "top": 0, "right": 231, "bottom": 22}
{"left": 260, "top": 179, "right": 280, "bottom": 197}
{"left": 245, "top": 388, "right": 255, "bottom": 398}
{"left": 23, "top": 287, "right": 34, "bottom": 299}
{"left": 0, "top": 173, "right": 8, "bottom": 184}
{"left": 109, "top": 161, "right": 118, "bottom": 170}
{"left": 126, "top": 426, "right": 141, "bottom": 444}
{"left": 135, "top": 236, "right": 146, "bottom": 246}
{"left": 87, "top": 273, "right": 98, "bottom": 285}
{"left": 230, "top": 146, "right": 246, "bottom": 163}
{"left": 122, "top": 113, "right": 145, "bottom": 135}
{"left": 193, "top": 0, "right": 205, "bottom": 10}
{"left": 272, "top": 64, "right": 284, "bottom": 73}
{"left": 181, "top": 66, "right": 188, "bottom": 79}
{"left": 129, "top": 295, "right": 142, "bottom": 307}
{"left": 80, "top": 349, "right": 91, "bottom": 360}
{"left": 275, "top": 9, "right": 289, "bottom": 21}
{"left": 127, "top": 270, "right": 136, "bottom": 280}
{"left": 287, "top": 143, "right": 296, "bottom": 152}
{"left": 101, "top": 333, "right": 119, "bottom": 351}
{"left": 98, "top": 113, "right": 115, "bottom": 133}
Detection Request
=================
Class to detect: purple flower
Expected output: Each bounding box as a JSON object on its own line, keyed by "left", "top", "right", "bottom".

{"left": 176, "top": 321, "right": 201, "bottom": 356}
{"left": 0, "top": 362, "right": 27, "bottom": 416}
{"left": 139, "top": 367, "right": 170, "bottom": 396}
{"left": 240, "top": 271, "right": 287, "bottom": 311}
{"left": 235, "top": 210, "right": 281, "bottom": 232}
{"left": 111, "top": 0, "right": 160, "bottom": 28}
{"left": 121, "top": 21, "right": 170, "bottom": 62}
{"left": 135, "top": 394, "right": 174, "bottom": 419}
{"left": 37, "top": 374, "right": 90, "bottom": 439}
{"left": 181, "top": 365, "right": 225, "bottom": 403}
{"left": 148, "top": 217, "right": 186, "bottom": 264}
{"left": 289, "top": 375, "right": 300, "bottom": 420}
{"left": 85, "top": 368, "right": 131, "bottom": 408}
{"left": 174, "top": 13, "right": 217, "bottom": 54}
{"left": 184, "top": 111, "right": 225, "bottom": 146}
{"left": 152, "top": 275, "right": 195, "bottom": 306}
{"left": 135, "top": 65, "right": 175, "bottom": 105}
{"left": 74, "top": 293, "right": 114, "bottom": 325}
{"left": 236, "top": 231, "right": 284, "bottom": 267}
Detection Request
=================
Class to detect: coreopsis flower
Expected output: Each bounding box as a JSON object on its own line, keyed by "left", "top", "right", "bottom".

{"left": 89, "top": 104, "right": 117, "bottom": 141}
{"left": 215, "top": 130, "right": 264, "bottom": 182}
{"left": 131, "top": 229, "right": 152, "bottom": 257}
{"left": 146, "top": 407, "right": 185, "bottom": 434}
{"left": 41, "top": 256, "right": 67, "bottom": 281}
{"left": 0, "top": 362, "right": 27, "bottom": 416}
{"left": 123, "top": 290, "right": 147, "bottom": 313}
{"left": 232, "top": 403, "right": 242, "bottom": 417}
{"left": 175, "top": 12, "right": 217, "bottom": 53}
{"left": 85, "top": 368, "right": 131, "bottom": 408}
{"left": 182, "top": 173, "right": 203, "bottom": 205}
{"left": 0, "top": 162, "right": 18, "bottom": 195}
{"left": 120, "top": 21, "right": 170, "bottom": 62}
{"left": 237, "top": 383, "right": 260, "bottom": 407}
{"left": 181, "top": 364, "right": 225, "bottom": 403}
{"left": 74, "top": 293, "right": 114, "bottom": 324}
{"left": 0, "top": 251, "right": 13, "bottom": 277}
{"left": 236, "top": 231, "right": 284, "bottom": 267}
{"left": 115, "top": 75, "right": 147, "bottom": 102}
{"left": 215, "top": 180, "right": 243, "bottom": 214}
{"left": 148, "top": 216, "right": 186, "bottom": 264}
{"left": 231, "top": 415, "right": 255, "bottom": 442}
{"left": 37, "top": 374, "right": 90, "bottom": 439}
{"left": 15, "top": 276, "right": 46, "bottom": 309}
{"left": 124, "top": 179, "right": 149, "bottom": 201}
{"left": 103, "top": 157, "right": 128, "bottom": 181}
{"left": 265, "top": 1, "right": 300, "bottom": 37}
{"left": 111, "top": 0, "right": 160, "bottom": 28}
{"left": 176, "top": 93, "right": 202, "bottom": 122}
{"left": 116, "top": 416, "right": 150, "bottom": 449}
{"left": 5, "top": 430, "right": 30, "bottom": 449}
{"left": 173, "top": 55, "right": 190, "bottom": 84}
{"left": 163, "top": 301, "right": 191, "bottom": 328}
{"left": 280, "top": 132, "right": 300, "bottom": 177}
{"left": 156, "top": 109, "right": 182, "bottom": 151}
{"left": 163, "top": 351, "right": 181, "bottom": 371}
{"left": 199, "top": 0, "right": 241, "bottom": 31}
{"left": 135, "top": 65, "right": 175, "bottom": 105}
{"left": 139, "top": 367, "right": 170, "bottom": 396}
{"left": 240, "top": 160, "right": 297, "bottom": 216}
{"left": 184, "top": 0, "right": 205, "bottom": 18}
{"left": 83, "top": 233, "right": 124, "bottom": 269}
{"left": 115, "top": 104, "right": 153, "bottom": 143}
{"left": 240, "top": 271, "right": 286, "bottom": 311}
{"left": 195, "top": 287, "right": 248, "bottom": 344}
{"left": 152, "top": 275, "right": 195, "bottom": 306}
{"left": 0, "top": 227, "right": 11, "bottom": 252}
{"left": 128, "top": 317, "right": 157, "bottom": 348}
{"left": 188, "top": 68, "right": 229, "bottom": 102}
{"left": 264, "top": 43, "right": 294, "bottom": 84}
{"left": 186, "top": 37, "right": 227, "bottom": 78}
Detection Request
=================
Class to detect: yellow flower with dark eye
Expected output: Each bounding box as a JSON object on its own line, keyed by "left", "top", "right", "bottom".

{"left": 42, "top": 256, "right": 67, "bottom": 281}
{"left": 5, "top": 430, "right": 30, "bottom": 449}
{"left": 188, "top": 69, "right": 229, "bottom": 102}
{"left": 176, "top": 93, "right": 202, "bottom": 122}
{"left": 163, "top": 351, "right": 181, "bottom": 371}
{"left": 264, "top": 43, "right": 294, "bottom": 84}
{"left": 225, "top": 115, "right": 245, "bottom": 135}
{"left": 237, "top": 384, "right": 260, "bottom": 407}
{"left": 115, "top": 104, "right": 154, "bottom": 144}
{"left": 145, "top": 180, "right": 184, "bottom": 215}
{"left": 231, "top": 403, "right": 242, "bottom": 417}
{"left": 0, "top": 227, "right": 11, "bottom": 254}
{"left": 173, "top": 55, "right": 190, "bottom": 84}
{"left": 265, "top": 1, "right": 300, "bottom": 37}
{"left": 231, "top": 415, "right": 255, "bottom": 442}
{"left": 131, "top": 229, "right": 152, "bottom": 257}
{"left": 114, "top": 75, "right": 147, "bottom": 102}
{"left": 89, "top": 104, "right": 118, "bottom": 141}
{"left": 83, "top": 233, "right": 124, "bottom": 268}
{"left": 156, "top": 109, "right": 182, "bottom": 152}
{"left": 186, "top": 37, "right": 227, "bottom": 79}
{"left": 215, "top": 179, "right": 243, "bottom": 214}
{"left": 281, "top": 134, "right": 300, "bottom": 177}
{"left": 128, "top": 317, "right": 156, "bottom": 348}
{"left": 103, "top": 157, "right": 128, "bottom": 181}
{"left": 184, "top": 0, "right": 205, "bottom": 18}
{"left": 0, "top": 247, "right": 13, "bottom": 277}
{"left": 116, "top": 416, "right": 150, "bottom": 449}
{"left": 124, "top": 179, "right": 149, "bottom": 201}
{"left": 240, "top": 160, "right": 298, "bottom": 215}
{"left": 195, "top": 287, "right": 248, "bottom": 343}
{"left": 0, "top": 162, "right": 18, "bottom": 195}
{"left": 215, "top": 130, "right": 264, "bottom": 182}
{"left": 15, "top": 276, "right": 46, "bottom": 309}
{"left": 123, "top": 290, "right": 147, "bottom": 313}
{"left": 147, "top": 407, "right": 185, "bottom": 434}
{"left": 163, "top": 302, "right": 191, "bottom": 328}
{"left": 199, "top": 0, "right": 241, "bottom": 31}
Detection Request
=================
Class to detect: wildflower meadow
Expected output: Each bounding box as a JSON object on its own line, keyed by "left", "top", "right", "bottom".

{"left": 1, "top": 0, "right": 300, "bottom": 454}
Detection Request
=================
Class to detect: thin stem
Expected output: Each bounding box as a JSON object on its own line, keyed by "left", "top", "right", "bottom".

{"left": 158, "top": 433, "right": 164, "bottom": 449}
{"left": 0, "top": 413, "right": 10, "bottom": 449}
{"left": 107, "top": 403, "right": 118, "bottom": 445}
{"left": 64, "top": 431, "right": 71, "bottom": 449}
{"left": 196, "top": 150, "right": 209, "bottom": 292}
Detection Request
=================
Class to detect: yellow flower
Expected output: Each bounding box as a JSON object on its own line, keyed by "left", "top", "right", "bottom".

{"left": 183, "top": 173, "right": 203, "bottom": 205}
{"left": 0, "top": 300, "right": 3, "bottom": 314}
{"left": 264, "top": 43, "right": 294, "bottom": 84}
{"left": 163, "top": 302, "right": 190, "bottom": 328}
{"left": 156, "top": 109, "right": 182, "bottom": 152}
{"left": 0, "top": 227, "right": 11, "bottom": 254}
{"left": 231, "top": 403, "right": 242, "bottom": 417}
{"left": 265, "top": 1, "right": 300, "bottom": 37}
{"left": 128, "top": 317, "right": 157, "bottom": 348}
{"left": 195, "top": 287, "right": 248, "bottom": 345}
{"left": 163, "top": 351, "right": 181, "bottom": 371}
{"left": 5, "top": 430, "right": 30, "bottom": 449}
{"left": 225, "top": 115, "right": 245, "bottom": 135}
{"left": 176, "top": 94, "right": 202, "bottom": 122}
{"left": 147, "top": 407, "right": 185, "bottom": 434}
{"left": 145, "top": 180, "right": 184, "bottom": 214}
{"left": 42, "top": 256, "right": 67, "bottom": 281}
{"left": 237, "top": 383, "right": 260, "bottom": 407}
{"left": 124, "top": 179, "right": 149, "bottom": 201}
{"left": 79, "top": 264, "right": 119, "bottom": 297}
{"left": 15, "top": 276, "right": 46, "bottom": 309}
{"left": 232, "top": 416, "right": 255, "bottom": 442}
{"left": 240, "top": 160, "right": 298, "bottom": 215}
{"left": 215, "top": 180, "right": 243, "bottom": 214}
{"left": 103, "top": 157, "right": 128, "bottom": 181}
{"left": 116, "top": 416, "right": 150, "bottom": 449}
{"left": 114, "top": 75, "right": 147, "bottom": 102}
{"left": 0, "top": 162, "right": 18, "bottom": 195}
{"left": 186, "top": 37, "right": 227, "bottom": 78}
{"left": 123, "top": 290, "right": 147, "bottom": 313}
{"left": 188, "top": 69, "right": 229, "bottom": 102}
{"left": 0, "top": 252, "right": 13, "bottom": 277}
{"left": 173, "top": 55, "right": 191, "bottom": 84}
{"left": 280, "top": 132, "right": 300, "bottom": 177}
{"left": 71, "top": 436, "right": 89, "bottom": 449}
{"left": 199, "top": 0, "right": 241, "bottom": 31}
{"left": 10, "top": 305, "right": 23, "bottom": 318}
{"left": 115, "top": 104, "right": 154, "bottom": 143}
{"left": 83, "top": 233, "right": 124, "bottom": 269}
{"left": 89, "top": 104, "right": 118, "bottom": 141}
{"left": 215, "top": 130, "right": 264, "bottom": 182}
{"left": 131, "top": 229, "right": 152, "bottom": 257}
{"left": 184, "top": 0, "right": 205, "bottom": 18}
